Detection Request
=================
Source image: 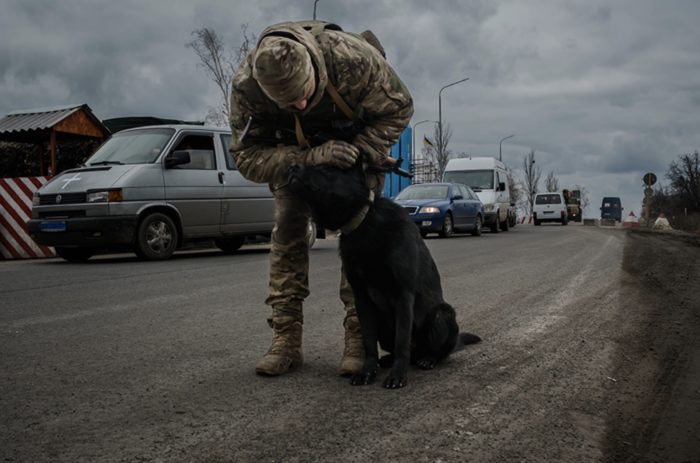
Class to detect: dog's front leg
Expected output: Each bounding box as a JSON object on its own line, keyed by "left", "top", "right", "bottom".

{"left": 384, "top": 294, "right": 415, "bottom": 389}
{"left": 350, "top": 293, "right": 379, "bottom": 386}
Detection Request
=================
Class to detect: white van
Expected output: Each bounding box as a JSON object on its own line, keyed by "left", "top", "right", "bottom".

{"left": 443, "top": 157, "right": 513, "bottom": 233}
{"left": 533, "top": 192, "right": 568, "bottom": 226}
{"left": 27, "top": 125, "right": 315, "bottom": 262}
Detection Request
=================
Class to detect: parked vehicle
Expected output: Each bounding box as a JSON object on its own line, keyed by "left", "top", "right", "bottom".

{"left": 442, "top": 157, "right": 513, "bottom": 233}
{"left": 393, "top": 182, "right": 484, "bottom": 238}
{"left": 533, "top": 192, "right": 568, "bottom": 226}
{"left": 27, "top": 125, "right": 315, "bottom": 262}
{"left": 600, "top": 197, "right": 623, "bottom": 222}
{"left": 562, "top": 189, "right": 582, "bottom": 222}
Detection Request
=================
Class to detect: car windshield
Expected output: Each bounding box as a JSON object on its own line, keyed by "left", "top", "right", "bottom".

{"left": 87, "top": 128, "right": 175, "bottom": 165}
{"left": 536, "top": 194, "right": 562, "bottom": 204}
{"left": 442, "top": 170, "right": 493, "bottom": 190}
{"left": 395, "top": 185, "right": 449, "bottom": 200}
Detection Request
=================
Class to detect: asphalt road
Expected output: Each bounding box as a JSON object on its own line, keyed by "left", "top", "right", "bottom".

{"left": 2, "top": 223, "right": 698, "bottom": 462}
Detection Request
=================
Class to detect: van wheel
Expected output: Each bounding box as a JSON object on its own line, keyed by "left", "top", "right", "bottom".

{"left": 490, "top": 214, "right": 500, "bottom": 233}
{"left": 136, "top": 212, "right": 178, "bottom": 260}
{"left": 534, "top": 219, "right": 541, "bottom": 226}
{"left": 439, "top": 213, "right": 454, "bottom": 238}
{"left": 55, "top": 247, "right": 94, "bottom": 262}
{"left": 420, "top": 231, "right": 428, "bottom": 239}
{"left": 215, "top": 236, "right": 245, "bottom": 254}
{"left": 471, "top": 215, "right": 482, "bottom": 236}
{"left": 500, "top": 214, "right": 510, "bottom": 231}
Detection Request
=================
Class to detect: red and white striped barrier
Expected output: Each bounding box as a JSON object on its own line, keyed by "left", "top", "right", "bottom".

{"left": 0, "top": 177, "right": 55, "bottom": 259}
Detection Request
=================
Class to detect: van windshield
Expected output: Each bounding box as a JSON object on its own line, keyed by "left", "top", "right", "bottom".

{"left": 443, "top": 170, "right": 493, "bottom": 191}
{"left": 87, "top": 128, "right": 175, "bottom": 165}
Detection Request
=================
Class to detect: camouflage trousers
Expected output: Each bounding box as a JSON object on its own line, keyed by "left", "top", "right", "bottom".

{"left": 265, "top": 171, "right": 385, "bottom": 320}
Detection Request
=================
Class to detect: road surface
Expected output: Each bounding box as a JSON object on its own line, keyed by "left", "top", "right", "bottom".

{"left": 1, "top": 224, "right": 698, "bottom": 462}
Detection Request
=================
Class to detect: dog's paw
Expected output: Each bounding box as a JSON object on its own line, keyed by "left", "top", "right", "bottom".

{"left": 415, "top": 357, "right": 438, "bottom": 370}
{"left": 350, "top": 369, "right": 376, "bottom": 386}
{"left": 382, "top": 369, "right": 408, "bottom": 389}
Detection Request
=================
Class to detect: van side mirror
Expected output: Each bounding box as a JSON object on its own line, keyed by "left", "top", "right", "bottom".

{"left": 452, "top": 194, "right": 464, "bottom": 201}
{"left": 499, "top": 182, "right": 506, "bottom": 191}
{"left": 165, "top": 150, "right": 190, "bottom": 168}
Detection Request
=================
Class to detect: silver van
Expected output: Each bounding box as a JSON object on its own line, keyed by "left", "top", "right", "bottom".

{"left": 27, "top": 125, "right": 309, "bottom": 262}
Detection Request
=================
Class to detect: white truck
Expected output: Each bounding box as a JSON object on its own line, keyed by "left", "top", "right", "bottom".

{"left": 443, "top": 157, "right": 514, "bottom": 233}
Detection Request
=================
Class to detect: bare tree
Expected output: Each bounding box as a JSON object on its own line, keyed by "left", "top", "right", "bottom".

{"left": 667, "top": 151, "right": 700, "bottom": 211}
{"left": 508, "top": 169, "right": 523, "bottom": 209}
{"left": 522, "top": 149, "right": 542, "bottom": 216}
{"left": 187, "top": 24, "right": 255, "bottom": 126}
{"left": 422, "top": 123, "right": 452, "bottom": 181}
{"left": 545, "top": 171, "right": 559, "bottom": 192}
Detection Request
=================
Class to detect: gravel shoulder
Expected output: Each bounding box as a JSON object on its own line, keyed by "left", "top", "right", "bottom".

{"left": 604, "top": 229, "right": 700, "bottom": 462}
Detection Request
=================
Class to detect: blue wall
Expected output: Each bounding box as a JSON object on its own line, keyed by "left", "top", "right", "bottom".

{"left": 383, "top": 127, "right": 412, "bottom": 198}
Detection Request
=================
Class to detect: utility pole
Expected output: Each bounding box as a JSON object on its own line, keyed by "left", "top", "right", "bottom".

{"left": 438, "top": 77, "right": 469, "bottom": 163}
{"left": 499, "top": 134, "right": 514, "bottom": 162}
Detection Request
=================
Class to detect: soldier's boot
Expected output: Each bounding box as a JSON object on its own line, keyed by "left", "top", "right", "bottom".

{"left": 255, "top": 315, "right": 303, "bottom": 376}
{"left": 338, "top": 309, "right": 365, "bottom": 377}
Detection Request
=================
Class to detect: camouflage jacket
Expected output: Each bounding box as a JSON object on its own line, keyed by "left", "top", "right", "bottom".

{"left": 229, "top": 21, "right": 414, "bottom": 187}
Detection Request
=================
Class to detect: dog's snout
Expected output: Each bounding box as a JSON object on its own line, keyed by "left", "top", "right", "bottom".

{"left": 288, "top": 163, "right": 302, "bottom": 174}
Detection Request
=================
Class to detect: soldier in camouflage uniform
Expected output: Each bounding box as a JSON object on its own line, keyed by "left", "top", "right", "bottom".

{"left": 229, "top": 20, "right": 413, "bottom": 377}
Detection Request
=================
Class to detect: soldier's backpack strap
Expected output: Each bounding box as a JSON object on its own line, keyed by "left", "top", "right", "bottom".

{"left": 294, "top": 114, "right": 310, "bottom": 149}
{"left": 301, "top": 21, "right": 388, "bottom": 123}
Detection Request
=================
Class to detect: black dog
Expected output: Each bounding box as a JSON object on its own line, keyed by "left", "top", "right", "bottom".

{"left": 288, "top": 163, "right": 480, "bottom": 389}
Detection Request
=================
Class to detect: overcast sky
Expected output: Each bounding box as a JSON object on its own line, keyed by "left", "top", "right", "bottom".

{"left": 2, "top": 0, "right": 699, "bottom": 217}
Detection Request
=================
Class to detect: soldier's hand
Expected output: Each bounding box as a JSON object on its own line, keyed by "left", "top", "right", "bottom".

{"left": 305, "top": 140, "right": 359, "bottom": 169}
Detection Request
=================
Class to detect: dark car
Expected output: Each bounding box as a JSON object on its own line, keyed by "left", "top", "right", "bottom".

{"left": 600, "top": 197, "right": 623, "bottom": 221}
{"left": 393, "top": 182, "right": 484, "bottom": 238}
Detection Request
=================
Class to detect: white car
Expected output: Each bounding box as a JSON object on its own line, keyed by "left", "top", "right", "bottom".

{"left": 533, "top": 192, "right": 568, "bottom": 226}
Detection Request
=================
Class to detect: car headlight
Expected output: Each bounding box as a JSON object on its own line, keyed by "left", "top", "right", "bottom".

{"left": 32, "top": 192, "right": 40, "bottom": 206}
{"left": 87, "top": 189, "right": 123, "bottom": 203}
{"left": 419, "top": 206, "right": 440, "bottom": 214}
{"left": 484, "top": 204, "right": 495, "bottom": 212}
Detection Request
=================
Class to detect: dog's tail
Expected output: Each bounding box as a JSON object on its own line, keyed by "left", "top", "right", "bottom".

{"left": 453, "top": 332, "right": 482, "bottom": 352}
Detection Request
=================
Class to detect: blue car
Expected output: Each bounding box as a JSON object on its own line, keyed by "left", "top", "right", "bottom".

{"left": 393, "top": 182, "right": 484, "bottom": 238}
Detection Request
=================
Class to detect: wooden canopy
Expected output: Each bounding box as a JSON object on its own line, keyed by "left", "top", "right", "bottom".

{"left": 0, "top": 104, "right": 110, "bottom": 175}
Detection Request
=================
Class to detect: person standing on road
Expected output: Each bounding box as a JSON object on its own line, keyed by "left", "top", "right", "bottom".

{"left": 229, "top": 20, "right": 413, "bottom": 377}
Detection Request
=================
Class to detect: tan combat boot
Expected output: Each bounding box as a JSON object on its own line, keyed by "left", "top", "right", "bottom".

{"left": 338, "top": 310, "right": 365, "bottom": 376}
{"left": 255, "top": 315, "right": 303, "bottom": 376}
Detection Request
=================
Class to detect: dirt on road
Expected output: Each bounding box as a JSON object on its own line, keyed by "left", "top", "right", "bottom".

{"left": 605, "top": 230, "right": 700, "bottom": 462}
{"left": 2, "top": 227, "right": 700, "bottom": 462}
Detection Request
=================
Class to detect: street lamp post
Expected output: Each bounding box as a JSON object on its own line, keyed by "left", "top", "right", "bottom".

{"left": 438, "top": 77, "right": 469, "bottom": 160}
{"left": 411, "top": 119, "right": 438, "bottom": 170}
{"left": 499, "top": 134, "right": 515, "bottom": 162}
{"left": 313, "top": 0, "right": 320, "bottom": 19}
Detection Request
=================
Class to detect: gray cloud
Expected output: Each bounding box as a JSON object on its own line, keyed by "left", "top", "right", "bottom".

{"left": 1, "top": 0, "right": 699, "bottom": 218}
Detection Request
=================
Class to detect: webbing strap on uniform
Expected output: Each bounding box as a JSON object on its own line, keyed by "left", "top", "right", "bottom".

{"left": 294, "top": 114, "right": 310, "bottom": 149}
{"left": 294, "top": 82, "right": 356, "bottom": 149}
{"left": 325, "top": 81, "right": 355, "bottom": 121}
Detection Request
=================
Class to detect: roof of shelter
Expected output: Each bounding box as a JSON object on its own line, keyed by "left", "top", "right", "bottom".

{"left": 0, "top": 104, "right": 109, "bottom": 142}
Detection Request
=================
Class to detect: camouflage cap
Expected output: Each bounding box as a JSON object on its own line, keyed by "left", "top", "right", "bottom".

{"left": 253, "top": 36, "right": 314, "bottom": 107}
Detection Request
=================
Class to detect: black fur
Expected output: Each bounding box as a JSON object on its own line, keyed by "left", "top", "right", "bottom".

{"left": 288, "top": 163, "right": 480, "bottom": 389}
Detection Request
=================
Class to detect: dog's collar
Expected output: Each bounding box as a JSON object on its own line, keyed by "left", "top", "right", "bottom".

{"left": 339, "top": 190, "right": 375, "bottom": 235}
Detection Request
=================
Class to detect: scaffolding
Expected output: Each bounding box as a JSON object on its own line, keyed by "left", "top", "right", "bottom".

{"left": 411, "top": 158, "right": 439, "bottom": 184}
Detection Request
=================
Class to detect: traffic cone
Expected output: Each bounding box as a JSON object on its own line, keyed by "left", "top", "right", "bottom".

{"left": 623, "top": 211, "right": 640, "bottom": 228}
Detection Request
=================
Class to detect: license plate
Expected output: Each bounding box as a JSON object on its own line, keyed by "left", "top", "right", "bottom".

{"left": 40, "top": 221, "right": 66, "bottom": 232}
{"left": 421, "top": 221, "right": 432, "bottom": 226}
